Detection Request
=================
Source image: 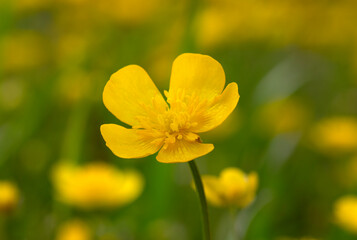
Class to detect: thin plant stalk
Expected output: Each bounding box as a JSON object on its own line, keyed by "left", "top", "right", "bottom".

{"left": 188, "top": 160, "right": 211, "bottom": 240}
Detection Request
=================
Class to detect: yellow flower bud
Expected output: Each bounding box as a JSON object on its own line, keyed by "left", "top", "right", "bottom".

{"left": 201, "top": 168, "right": 258, "bottom": 208}
{"left": 0, "top": 181, "right": 19, "bottom": 213}
{"left": 56, "top": 220, "right": 90, "bottom": 240}
{"left": 334, "top": 195, "right": 357, "bottom": 234}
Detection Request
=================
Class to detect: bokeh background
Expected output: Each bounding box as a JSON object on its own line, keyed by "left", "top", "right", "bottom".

{"left": 1, "top": 0, "right": 357, "bottom": 239}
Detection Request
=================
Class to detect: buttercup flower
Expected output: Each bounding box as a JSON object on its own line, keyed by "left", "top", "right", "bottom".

{"left": 201, "top": 167, "right": 258, "bottom": 208}
{"left": 52, "top": 162, "right": 144, "bottom": 209}
{"left": 56, "top": 219, "right": 91, "bottom": 240}
{"left": 101, "top": 53, "right": 239, "bottom": 163}
{"left": 0, "top": 181, "right": 19, "bottom": 213}
{"left": 334, "top": 195, "right": 357, "bottom": 234}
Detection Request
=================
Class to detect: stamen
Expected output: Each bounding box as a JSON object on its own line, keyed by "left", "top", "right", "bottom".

{"left": 170, "top": 122, "right": 179, "bottom": 132}
{"left": 135, "top": 88, "right": 208, "bottom": 147}
{"left": 191, "top": 122, "right": 198, "bottom": 127}
{"left": 184, "top": 132, "right": 199, "bottom": 142}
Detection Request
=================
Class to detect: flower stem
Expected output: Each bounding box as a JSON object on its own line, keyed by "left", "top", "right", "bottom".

{"left": 188, "top": 160, "right": 211, "bottom": 240}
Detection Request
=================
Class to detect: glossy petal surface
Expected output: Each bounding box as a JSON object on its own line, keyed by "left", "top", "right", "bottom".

{"left": 192, "top": 82, "right": 239, "bottom": 133}
{"left": 103, "top": 65, "right": 167, "bottom": 127}
{"left": 169, "top": 53, "right": 225, "bottom": 100}
{"left": 101, "top": 124, "right": 164, "bottom": 159}
{"left": 156, "top": 140, "right": 214, "bottom": 163}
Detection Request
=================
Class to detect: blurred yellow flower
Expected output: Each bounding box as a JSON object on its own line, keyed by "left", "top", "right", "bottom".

{"left": 12, "top": 0, "right": 49, "bottom": 12}
{"left": 54, "top": 33, "right": 90, "bottom": 67}
{"left": 96, "top": 0, "right": 163, "bottom": 25}
{"left": 1, "top": 31, "right": 47, "bottom": 72}
{"left": 0, "top": 181, "right": 19, "bottom": 213}
{"left": 201, "top": 167, "right": 258, "bottom": 208}
{"left": 257, "top": 98, "right": 309, "bottom": 136}
{"left": 101, "top": 53, "right": 239, "bottom": 163}
{"left": 194, "top": 0, "right": 357, "bottom": 50}
{"left": 194, "top": 8, "right": 236, "bottom": 49}
{"left": 56, "top": 219, "right": 91, "bottom": 240}
{"left": 334, "top": 195, "right": 357, "bottom": 234}
{"left": 52, "top": 162, "right": 144, "bottom": 209}
{"left": 55, "top": 0, "right": 88, "bottom": 6}
{"left": 310, "top": 117, "right": 357, "bottom": 155}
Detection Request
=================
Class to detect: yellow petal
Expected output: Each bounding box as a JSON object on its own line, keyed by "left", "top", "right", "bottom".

{"left": 192, "top": 82, "right": 239, "bottom": 133}
{"left": 156, "top": 140, "right": 214, "bottom": 163}
{"left": 238, "top": 172, "right": 259, "bottom": 207}
{"left": 334, "top": 196, "right": 357, "bottom": 233}
{"left": 101, "top": 124, "right": 164, "bottom": 159}
{"left": 247, "top": 172, "right": 259, "bottom": 193}
{"left": 169, "top": 53, "right": 225, "bottom": 100}
{"left": 220, "top": 167, "right": 247, "bottom": 202}
{"left": 56, "top": 220, "right": 90, "bottom": 240}
{"left": 0, "top": 181, "right": 19, "bottom": 211}
{"left": 201, "top": 176, "right": 225, "bottom": 207}
{"left": 112, "top": 170, "right": 144, "bottom": 206}
{"left": 103, "top": 65, "right": 167, "bottom": 127}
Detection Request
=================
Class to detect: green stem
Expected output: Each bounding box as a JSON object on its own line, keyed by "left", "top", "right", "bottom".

{"left": 228, "top": 208, "right": 238, "bottom": 240}
{"left": 188, "top": 160, "right": 211, "bottom": 240}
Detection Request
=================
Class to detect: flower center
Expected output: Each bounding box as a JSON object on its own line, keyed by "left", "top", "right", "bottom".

{"left": 159, "top": 109, "right": 200, "bottom": 149}
{"left": 134, "top": 88, "right": 213, "bottom": 149}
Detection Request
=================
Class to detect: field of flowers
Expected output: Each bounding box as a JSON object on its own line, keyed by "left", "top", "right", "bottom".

{"left": 1, "top": 0, "right": 357, "bottom": 239}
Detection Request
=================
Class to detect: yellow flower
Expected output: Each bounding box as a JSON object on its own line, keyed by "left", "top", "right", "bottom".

{"left": 194, "top": 8, "right": 237, "bottom": 49}
{"left": 0, "top": 181, "right": 19, "bottom": 213}
{"left": 56, "top": 219, "right": 91, "bottom": 240}
{"left": 52, "top": 162, "right": 143, "bottom": 209}
{"left": 310, "top": 117, "right": 357, "bottom": 155}
{"left": 96, "top": 0, "right": 163, "bottom": 25}
{"left": 201, "top": 168, "right": 258, "bottom": 208}
{"left": 334, "top": 195, "right": 357, "bottom": 234}
{"left": 0, "top": 181, "right": 19, "bottom": 212}
{"left": 101, "top": 53, "right": 239, "bottom": 163}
